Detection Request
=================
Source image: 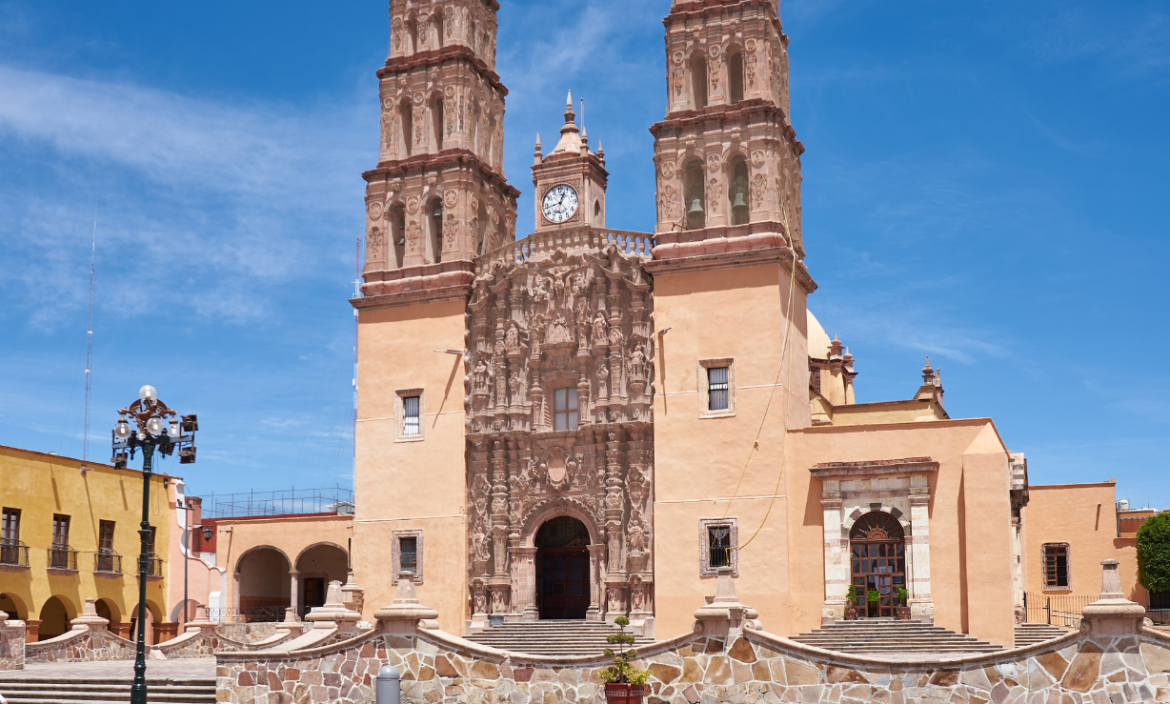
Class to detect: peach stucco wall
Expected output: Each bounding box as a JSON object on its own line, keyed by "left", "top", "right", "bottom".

{"left": 1023, "top": 482, "right": 1145, "bottom": 604}
{"left": 785, "top": 419, "right": 1017, "bottom": 648}
{"left": 651, "top": 262, "right": 810, "bottom": 639}
{"left": 353, "top": 298, "right": 469, "bottom": 632}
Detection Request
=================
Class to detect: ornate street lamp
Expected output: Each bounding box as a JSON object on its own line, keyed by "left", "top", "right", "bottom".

{"left": 111, "top": 385, "right": 197, "bottom": 704}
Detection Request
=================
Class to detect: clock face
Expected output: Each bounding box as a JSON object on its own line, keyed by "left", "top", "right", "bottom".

{"left": 542, "top": 184, "right": 579, "bottom": 224}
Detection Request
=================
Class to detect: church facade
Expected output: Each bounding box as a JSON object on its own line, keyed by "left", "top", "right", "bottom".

{"left": 350, "top": 0, "right": 1029, "bottom": 649}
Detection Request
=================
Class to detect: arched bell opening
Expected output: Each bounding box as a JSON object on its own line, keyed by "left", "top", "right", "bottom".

{"left": 683, "top": 158, "right": 706, "bottom": 230}
{"left": 690, "top": 52, "right": 709, "bottom": 109}
{"left": 849, "top": 511, "right": 907, "bottom": 619}
{"left": 535, "top": 516, "right": 590, "bottom": 620}
{"left": 431, "top": 7, "right": 445, "bottom": 49}
{"left": 427, "top": 196, "right": 444, "bottom": 264}
{"left": 429, "top": 93, "right": 445, "bottom": 152}
{"left": 728, "top": 49, "right": 745, "bottom": 105}
{"left": 389, "top": 203, "right": 407, "bottom": 268}
{"left": 398, "top": 99, "right": 414, "bottom": 158}
{"left": 728, "top": 156, "right": 750, "bottom": 226}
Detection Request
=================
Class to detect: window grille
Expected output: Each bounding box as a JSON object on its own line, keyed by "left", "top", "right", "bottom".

{"left": 400, "top": 537, "right": 418, "bottom": 573}
{"left": 403, "top": 395, "right": 421, "bottom": 436}
{"left": 1043, "top": 544, "right": 1069, "bottom": 588}
{"left": 554, "top": 387, "right": 579, "bottom": 431}
{"left": 708, "top": 367, "right": 729, "bottom": 411}
{"left": 708, "top": 525, "right": 732, "bottom": 568}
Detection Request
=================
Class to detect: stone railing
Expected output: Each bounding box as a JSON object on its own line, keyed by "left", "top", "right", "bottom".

{"left": 210, "top": 562, "right": 1170, "bottom": 704}
{"left": 0, "top": 611, "right": 25, "bottom": 670}
{"left": 476, "top": 227, "right": 654, "bottom": 274}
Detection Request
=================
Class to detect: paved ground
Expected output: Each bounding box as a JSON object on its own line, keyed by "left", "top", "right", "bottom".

{"left": 0, "top": 658, "right": 216, "bottom": 680}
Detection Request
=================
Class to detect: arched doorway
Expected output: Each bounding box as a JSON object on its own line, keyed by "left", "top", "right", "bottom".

{"left": 37, "top": 596, "right": 73, "bottom": 640}
{"left": 849, "top": 511, "right": 906, "bottom": 618}
{"left": 295, "top": 543, "right": 349, "bottom": 617}
{"left": 536, "top": 516, "right": 590, "bottom": 620}
{"left": 128, "top": 601, "right": 161, "bottom": 644}
{"left": 236, "top": 547, "right": 290, "bottom": 621}
{"left": 0, "top": 592, "right": 27, "bottom": 620}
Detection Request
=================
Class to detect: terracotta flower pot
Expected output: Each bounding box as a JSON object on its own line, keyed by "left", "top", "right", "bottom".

{"left": 895, "top": 606, "right": 911, "bottom": 620}
{"left": 604, "top": 683, "right": 651, "bottom": 704}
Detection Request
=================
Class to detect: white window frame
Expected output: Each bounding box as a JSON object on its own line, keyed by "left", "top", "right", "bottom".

{"left": 699, "top": 517, "right": 739, "bottom": 578}
{"left": 392, "top": 529, "right": 424, "bottom": 584}
{"left": 698, "top": 358, "right": 736, "bottom": 419}
{"left": 396, "top": 389, "right": 425, "bottom": 441}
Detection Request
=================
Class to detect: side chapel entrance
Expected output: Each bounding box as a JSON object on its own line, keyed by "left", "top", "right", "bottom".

{"left": 850, "top": 511, "right": 906, "bottom": 618}
{"left": 535, "top": 516, "right": 590, "bottom": 620}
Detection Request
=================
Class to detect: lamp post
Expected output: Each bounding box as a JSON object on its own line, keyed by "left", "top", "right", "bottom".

{"left": 111, "top": 385, "right": 197, "bottom": 704}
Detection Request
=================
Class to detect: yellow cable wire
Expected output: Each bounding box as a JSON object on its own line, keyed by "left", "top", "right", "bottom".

{"left": 721, "top": 202, "right": 799, "bottom": 552}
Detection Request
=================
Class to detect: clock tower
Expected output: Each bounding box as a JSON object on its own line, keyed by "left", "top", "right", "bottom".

{"left": 531, "top": 92, "right": 608, "bottom": 231}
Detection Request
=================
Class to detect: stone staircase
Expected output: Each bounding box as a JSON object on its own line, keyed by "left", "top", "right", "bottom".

{"left": 790, "top": 620, "right": 1003, "bottom": 654}
{"left": 1014, "top": 623, "right": 1070, "bottom": 647}
{"left": 465, "top": 620, "right": 655, "bottom": 656}
{"left": 0, "top": 676, "right": 216, "bottom": 704}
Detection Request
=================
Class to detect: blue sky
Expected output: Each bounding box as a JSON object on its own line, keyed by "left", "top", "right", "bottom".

{"left": 0, "top": 1, "right": 1166, "bottom": 507}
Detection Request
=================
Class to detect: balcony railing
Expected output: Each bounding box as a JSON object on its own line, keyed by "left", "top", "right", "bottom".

{"left": 48, "top": 544, "right": 78, "bottom": 571}
{"left": 0, "top": 539, "right": 29, "bottom": 567}
{"left": 143, "top": 554, "right": 164, "bottom": 577}
{"left": 94, "top": 550, "right": 123, "bottom": 574}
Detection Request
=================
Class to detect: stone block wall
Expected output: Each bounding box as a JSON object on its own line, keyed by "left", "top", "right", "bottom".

{"left": 0, "top": 616, "right": 25, "bottom": 670}
{"left": 213, "top": 624, "right": 1170, "bottom": 704}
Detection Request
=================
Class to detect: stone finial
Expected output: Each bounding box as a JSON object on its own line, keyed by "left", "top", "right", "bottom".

{"left": 184, "top": 604, "right": 217, "bottom": 633}
{"left": 1081, "top": 560, "right": 1146, "bottom": 636}
{"left": 304, "top": 580, "right": 363, "bottom": 633}
{"left": 271, "top": 606, "right": 303, "bottom": 634}
{"left": 340, "top": 571, "right": 365, "bottom": 614}
{"left": 694, "top": 567, "right": 760, "bottom": 639}
{"left": 922, "top": 357, "right": 935, "bottom": 384}
{"left": 374, "top": 573, "right": 440, "bottom": 635}
{"left": 70, "top": 598, "right": 110, "bottom": 632}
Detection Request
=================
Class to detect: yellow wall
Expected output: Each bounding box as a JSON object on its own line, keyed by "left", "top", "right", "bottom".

{"left": 0, "top": 445, "right": 171, "bottom": 637}
{"left": 352, "top": 298, "right": 469, "bottom": 631}
{"left": 651, "top": 262, "right": 810, "bottom": 638}
{"left": 1023, "top": 482, "right": 1145, "bottom": 604}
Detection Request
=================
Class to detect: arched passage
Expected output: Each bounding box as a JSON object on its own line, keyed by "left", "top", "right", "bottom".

{"left": 849, "top": 511, "right": 906, "bottom": 618}
{"left": 236, "top": 546, "right": 290, "bottom": 621}
{"left": 294, "top": 542, "right": 349, "bottom": 615}
{"left": 535, "top": 516, "right": 590, "bottom": 620}
{"left": 128, "top": 600, "right": 163, "bottom": 644}
{"left": 95, "top": 597, "right": 120, "bottom": 624}
{"left": 37, "top": 596, "right": 74, "bottom": 640}
{"left": 0, "top": 592, "right": 27, "bottom": 620}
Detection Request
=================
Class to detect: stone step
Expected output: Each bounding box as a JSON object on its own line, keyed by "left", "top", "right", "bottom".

{"left": 790, "top": 621, "right": 1003, "bottom": 654}
{"left": 1013, "top": 624, "right": 1069, "bottom": 647}
{"left": 465, "top": 620, "right": 655, "bottom": 656}
{"left": 0, "top": 678, "right": 216, "bottom": 704}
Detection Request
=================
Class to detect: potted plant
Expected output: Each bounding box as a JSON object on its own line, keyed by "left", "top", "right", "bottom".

{"left": 867, "top": 588, "right": 880, "bottom": 618}
{"left": 894, "top": 586, "right": 911, "bottom": 620}
{"left": 600, "top": 616, "right": 650, "bottom": 704}
{"left": 843, "top": 585, "right": 859, "bottom": 620}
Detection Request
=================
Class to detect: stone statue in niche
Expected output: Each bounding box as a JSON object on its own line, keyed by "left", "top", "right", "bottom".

{"left": 547, "top": 315, "right": 571, "bottom": 344}
{"left": 471, "top": 525, "right": 490, "bottom": 563}
{"left": 473, "top": 591, "right": 487, "bottom": 614}
{"left": 596, "top": 363, "right": 609, "bottom": 398}
{"left": 593, "top": 312, "right": 608, "bottom": 343}
{"left": 473, "top": 359, "right": 490, "bottom": 393}
{"left": 629, "top": 344, "right": 646, "bottom": 381}
{"left": 491, "top": 589, "right": 508, "bottom": 613}
{"left": 505, "top": 324, "right": 520, "bottom": 356}
{"left": 508, "top": 372, "right": 522, "bottom": 405}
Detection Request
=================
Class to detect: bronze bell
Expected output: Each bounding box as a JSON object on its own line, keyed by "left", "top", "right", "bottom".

{"left": 732, "top": 191, "right": 748, "bottom": 209}
{"left": 688, "top": 198, "right": 705, "bottom": 215}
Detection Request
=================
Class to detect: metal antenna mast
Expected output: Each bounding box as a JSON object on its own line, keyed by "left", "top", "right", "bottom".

{"left": 81, "top": 222, "right": 96, "bottom": 472}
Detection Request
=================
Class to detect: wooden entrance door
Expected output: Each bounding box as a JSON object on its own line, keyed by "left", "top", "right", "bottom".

{"left": 538, "top": 548, "right": 590, "bottom": 619}
{"left": 535, "top": 516, "right": 591, "bottom": 620}
{"left": 849, "top": 511, "right": 907, "bottom": 618}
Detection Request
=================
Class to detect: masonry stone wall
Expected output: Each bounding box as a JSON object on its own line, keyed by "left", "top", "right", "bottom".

{"left": 0, "top": 616, "right": 25, "bottom": 670}
{"left": 213, "top": 624, "right": 1170, "bottom": 704}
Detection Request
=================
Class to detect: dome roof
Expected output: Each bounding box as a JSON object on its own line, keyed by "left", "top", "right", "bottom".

{"left": 808, "top": 310, "right": 832, "bottom": 360}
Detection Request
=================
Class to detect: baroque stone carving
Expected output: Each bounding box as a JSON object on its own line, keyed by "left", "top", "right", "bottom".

{"left": 465, "top": 243, "right": 655, "bottom": 620}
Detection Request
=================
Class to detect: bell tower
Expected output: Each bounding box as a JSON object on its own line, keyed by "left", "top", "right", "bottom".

{"left": 644, "top": 0, "right": 818, "bottom": 637}
{"left": 361, "top": 0, "right": 520, "bottom": 297}
{"left": 351, "top": 0, "right": 520, "bottom": 633}
{"left": 531, "top": 92, "right": 608, "bottom": 232}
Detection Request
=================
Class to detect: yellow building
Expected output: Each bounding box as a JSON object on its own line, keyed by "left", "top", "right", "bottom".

{"left": 0, "top": 444, "right": 173, "bottom": 642}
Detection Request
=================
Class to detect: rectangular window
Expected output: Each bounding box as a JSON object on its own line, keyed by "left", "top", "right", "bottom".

{"left": 708, "top": 367, "right": 729, "bottom": 411}
{"left": 1043, "top": 544, "right": 1069, "bottom": 588}
{"left": 145, "top": 526, "right": 157, "bottom": 556}
{"left": 98, "top": 520, "right": 115, "bottom": 553}
{"left": 1, "top": 508, "right": 19, "bottom": 543}
{"left": 400, "top": 537, "right": 418, "bottom": 574}
{"left": 403, "top": 395, "right": 421, "bottom": 436}
{"left": 708, "top": 525, "right": 732, "bottom": 568}
{"left": 554, "top": 387, "right": 579, "bottom": 431}
{"left": 52, "top": 514, "right": 70, "bottom": 547}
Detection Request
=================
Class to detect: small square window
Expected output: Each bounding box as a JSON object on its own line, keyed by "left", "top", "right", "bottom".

{"left": 699, "top": 518, "right": 739, "bottom": 577}
{"left": 392, "top": 529, "right": 424, "bottom": 583}
{"left": 1043, "top": 543, "right": 1070, "bottom": 589}
{"left": 708, "top": 367, "right": 729, "bottom": 411}
{"left": 396, "top": 389, "right": 425, "bottom": 441}
{"left": 554, "top": 387, "right": 579, "bottom": 431}
{"left": 699, "top": 359, "right": 735, "bottom": 418}
{"left": 403, "top": 396, "right": 421, "bottom": 436}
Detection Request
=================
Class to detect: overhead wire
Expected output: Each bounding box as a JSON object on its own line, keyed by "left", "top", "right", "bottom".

{"left": 721, "top": 202, "right": 800, "bottom": 551}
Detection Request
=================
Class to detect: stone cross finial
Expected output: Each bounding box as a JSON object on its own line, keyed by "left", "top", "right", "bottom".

{"left": 1081, "top": 559, "right": 1146, "bottom": 635}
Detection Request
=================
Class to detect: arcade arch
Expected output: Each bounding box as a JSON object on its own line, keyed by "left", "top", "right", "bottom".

{"left": 37, "top": 595, "right": 74, "bottom": 640}
{"left": 236, "top": 546, "right": 291, "bottom": 620}
{"left": 294, "top": 542, "right": 349, "bottom": 615}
